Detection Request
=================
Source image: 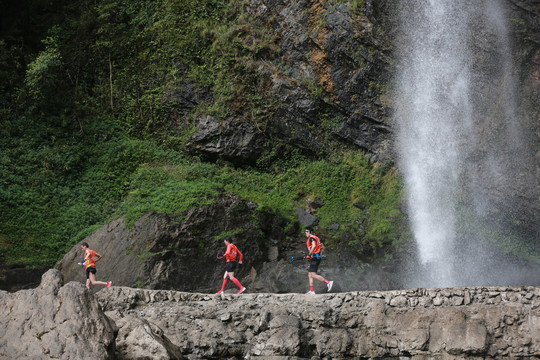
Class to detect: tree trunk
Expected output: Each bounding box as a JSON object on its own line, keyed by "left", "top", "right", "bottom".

{"left": 109, "top": 51, "right": 114, "bottom": 111}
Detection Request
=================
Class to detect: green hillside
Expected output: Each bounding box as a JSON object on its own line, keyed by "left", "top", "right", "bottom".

{"left": 0, "top": 0, "right": 406, "bottom": 267}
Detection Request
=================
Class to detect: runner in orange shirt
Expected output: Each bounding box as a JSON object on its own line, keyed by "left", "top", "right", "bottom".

{"left": 216, "top": 237, "right": 246, "bottom": 294}
{"left": 304, "top": 228, "right": 333, "bottom": 294}
{"left": 79, "top": 242, "right": 112, "bottom": 290}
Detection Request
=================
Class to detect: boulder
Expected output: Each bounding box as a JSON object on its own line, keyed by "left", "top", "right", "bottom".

{"left": 0, "top": 269, "right": 117, "bottom": 359}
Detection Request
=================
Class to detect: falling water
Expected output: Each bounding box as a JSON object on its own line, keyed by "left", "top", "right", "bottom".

{"left": 395, "top": 0, "right": 537, "bottom": 288}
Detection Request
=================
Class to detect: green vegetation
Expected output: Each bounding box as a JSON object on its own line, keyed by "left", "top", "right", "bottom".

{"left": 124, "top": 152, "right": 404, "bottom": 254}
{"left": 0, "top": 135, "right": 404, "bottom": 266}
{"left": 349, "top": 0, "right": 366, "bottom": 15}
{"left": 0, "top": 0, "right": 405, "bottom": 267}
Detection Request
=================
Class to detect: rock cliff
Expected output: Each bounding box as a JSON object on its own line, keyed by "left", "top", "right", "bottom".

{"left": 99, "top": 285, "right": 540, "bottom": 359}
{"left": 190, "top": 0, "right": 396, "bottom": 164}
{"left": 3, "top": 269, "right": 539, "bottom": 359}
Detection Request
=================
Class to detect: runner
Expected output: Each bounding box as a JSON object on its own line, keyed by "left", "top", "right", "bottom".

{"left": 304, "top": 228, "right": 333, "bottom": 294}
{"left": 216, "top": 236, "right": 246, "bottom": 294}
{"left": 79, "top": 242, "right": 112, "bottom": 290}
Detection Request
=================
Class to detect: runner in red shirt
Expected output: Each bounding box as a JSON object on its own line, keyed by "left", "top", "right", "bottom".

{"left": 216, "top": 237, "right": 246, "bottom": 294}
{"left": 79, "top": 242, "right": 112, "bottom": 290}
{"left": 304, "top": 228, "right": 333, "bottom": 294}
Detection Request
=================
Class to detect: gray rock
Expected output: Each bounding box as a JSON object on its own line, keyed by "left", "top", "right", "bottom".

{"left": 190, "top": 115, "right": 264, "bottom": 164}
{"left": 0, "top": 269, "right": 117, "bottom": 360}
{"left": 294, "top": 209, "right": 318, "bottom": 226}
{"left": 3, "top": 276, "right": 540, "bottom": 359}
{"left": 95, "top": 285, "right": 540, "bottom": 359}
{"left": 114, "top": 316, "right": 182, "bottom": 360}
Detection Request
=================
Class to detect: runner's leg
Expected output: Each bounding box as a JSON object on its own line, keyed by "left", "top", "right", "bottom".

{"left": 89, "top": 272, "right": 108, "bottom": 286}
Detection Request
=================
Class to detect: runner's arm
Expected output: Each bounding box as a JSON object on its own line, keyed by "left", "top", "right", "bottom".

{"left": 238, "top": 248, "right": 243, "bottom": 263}
{"left": 94, "top": 252, "right": 103, "bottom": 262}
{"left": 308, "top": 239, "right": 316, "bottom": 255}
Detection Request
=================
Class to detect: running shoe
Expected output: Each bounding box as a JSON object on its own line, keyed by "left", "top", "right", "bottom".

{"left": 216, "top": 290, "right": 224, "bottom": 295}
{"left": 306, "top": 290, "right": 316, "bottom": 295}
{"left": 238, "top": 287, "right": 246, "bottom": 294}
{"left": 327, "top": 281, "right": 333, "bottom": 292}
{"left": 106, "top": 281, "right": 112, "bottom": 288}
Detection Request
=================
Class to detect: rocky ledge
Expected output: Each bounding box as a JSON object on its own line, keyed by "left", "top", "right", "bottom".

{"left": 1, "top": 269, "right": 539, "bottom": 359}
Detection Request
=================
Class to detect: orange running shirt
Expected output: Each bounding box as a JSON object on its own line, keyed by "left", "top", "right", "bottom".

{"left": 85, "top": 249, "right": 97, "bottom": 269}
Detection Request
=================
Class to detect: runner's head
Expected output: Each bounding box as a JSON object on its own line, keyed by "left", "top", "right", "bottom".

{"left": 305, "top": 228, "right": 312, "bottom": 237}
{"left": 81, "top": 242, "right": 89, "bottom": 250}
{"left": 224, "top": 236, "right": 233, "bottom": 245}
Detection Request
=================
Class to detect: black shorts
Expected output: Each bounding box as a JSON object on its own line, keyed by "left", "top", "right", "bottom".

{"left": 226, "top": 261, "right": 237, "bottom": 273}
{"left": 308, "top": 257, "right": 321, "bottom": 273}
{"left": 86, "top": 267, "right": 96, "bottom": 279}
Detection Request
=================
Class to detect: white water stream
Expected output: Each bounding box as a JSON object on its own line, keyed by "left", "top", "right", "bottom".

{"left": 394, "top": 0, "right": 533, "bottom": 287}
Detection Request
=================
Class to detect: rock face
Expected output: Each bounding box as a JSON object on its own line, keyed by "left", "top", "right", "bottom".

{"left": 188, "top": 0, "right": 395, "bottom": 164}
{"left": 55, "top": 193, "right": 540, "bottom": 294}
{"left": 0, "top": 269, "right": 116, "bottom": 359}
{"left": 3, "top": 269, "right": 540, "bottom": 359}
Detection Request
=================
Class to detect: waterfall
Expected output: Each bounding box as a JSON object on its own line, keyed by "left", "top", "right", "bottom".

{"left": 394, "top": 0, "right": 536, "bottom": 288}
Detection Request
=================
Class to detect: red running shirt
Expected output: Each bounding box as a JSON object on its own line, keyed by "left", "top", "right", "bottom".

{"left": 306, "top": 235, "right": 322, "bottom": 254}
{"left": 225, "top": 243, "right": 243, "bottom": 262}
